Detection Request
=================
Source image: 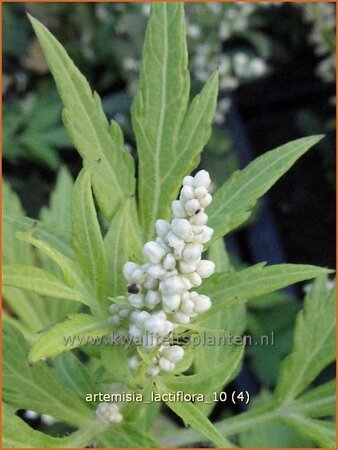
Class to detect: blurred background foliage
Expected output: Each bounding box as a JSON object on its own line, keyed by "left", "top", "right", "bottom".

{"left": 2, "top": 2, "right": 336, "bottom": 443}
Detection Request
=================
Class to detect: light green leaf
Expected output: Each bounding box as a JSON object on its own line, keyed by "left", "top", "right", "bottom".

{"left": 3, "top": 264, "right": 89, "bottom": 305}
{"left": 3, "top": 323, "right": 91, "bottom": 426}
{"left": 4, "top": 215, "right": 73, "bottom": 259}
{"left": 132, "top": 3, "right": 218, "bottom": 240}
{"left": 29, "top": 314, "right": 110, "bottom": 363}
{"left": 104, "top": 199, "right": 142, "bottom": 296}
{"left": 40, "top": 166, "right": 73, "bottom": 235}
{"left": 2, "top": 403, "right": 72, "bottom": 448}
{"left": 282, "top": 415, "right": 336, "bottom": 448}
{"left": 198, "top": 263, "right": 330, "bottom": 320}
{"left": 99, "top": 424, "right": 160, "bottom": 448}
{"left": 292, "top": 380, "right": 336, "bottom": 418}
{"left": 156, "top": 381, "right": 234, "bottom": 448}
{"left": 132, "top": 2, "right": 189, "bottom": 239}
{"left": 54, "top": 351, "right": 96, "bottom": 402}
{"left": 72, "top": 168, "right": 108, "bottom": 301}
{"left": 101, "top": 346, "right": 134, "bottom": 385}
{"left": 208, "top": 135, "right": 324, "bottom": 241}
{"left": 275, "top": 275, "right": 336, "bottom": 404}
{"left": 29, "top": 15, "right": 135, "bottom": 220}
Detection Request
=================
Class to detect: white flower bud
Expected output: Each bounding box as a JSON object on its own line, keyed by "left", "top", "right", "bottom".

{"left": 184, "top": 199, "right": 201, "bottom": 216}
{"left": 181, "top": 298, "right": 194, "bottom": 314}
{"left": 194, "top": 186, "right": 208, "bottom": 200}
{"left": 164, "top": 345, "right": 185, "bottom": 363}
{"left": 162, "top": 320, "right": 174, "bottom": 335}
{"left": 156, "top": 219, "right": 171, "bottom": 239}
{"left": 123, "top": 262, "right": 139, "bottom": 280}
{"left": 129, "top": 323, "right": 143, "bottom": 338}
{"left": 160, "top": 276, "right": 186, "bottom": 294}
{"left": 128, "top": 294, "right": 144, "bottom": 308}
{"left": 96, "top": 402, "right": 123, "bottom": 424}
{"left": 197, "top": 226, "right": 214, "bottom": 244}
{"left": 163, "top": 253, "right": 176, "bottom": 270}
{"left": 189, "top": 212, "right": 208, "bottom": 226}
{"left": 180, "top": 275, "right": 193, "bottom": 290}
{"left": 187, "top": 272, "right": 202, "bottom": 287}
{"left": 128, "top": 355, "right": 140, "bottom": 370}
{"left": 147, "top": 366, "right": 160, "bottom": 376}
{"left": 200, "top": 193, "right": 212, "bottom": 208}
{"left": 130, "top": 268, "right": 146, "bottom": 284}
{"left": 143, "top": 241, "right": 166, "bottom": 263}
{"left": 159, "top": 357, "right": 175, "bottom": 371}
{"left": 173, "top": 311, "right": 191, "bottom": 324}
{"left": 192, "top": 295, "right": 211, "bottom": 313}
{"left": 193, "top": 170, "right": 211, "bottom": 188}
{"left": 180, "top": 185, "right": 195, "bottom": 201}
{"left": 172, "top": 200, "right": 187, "bottom": 219}
{"left": 166, "top": 230, "right": 184, "bottom": 249}
{"left": 171, "top": 219, "right": 194, "bottom": 241}
{"left": 178, "top": 260, "right": 198, "bottom": 274}
{"left": 118, "top": 308, "right": 130, "bottom": 319}
{"left": 196, "top": 260, "right": 215, "bottom": 278}
{"left": 182, "top": 243, "right": 203, "bottom": 262}
{"left": 130, "top": 310, "right": 150, "bottom": 327}
{"left": 144, "top": 315, "right": 165, "bottom": 334}
{"left": 145, "top": 290, "right": 161, "bottom": 309}
{"left": 162, "top": 294, "right": 181, "bottom": 311}
{"left": 108, "top": 304, "right": 119, "bottom": 314}
{"left": 143, "top": 275, "right": 159, "bottom": 290}
{"left": 108, "top": 315, "right": 121, "bottom": 325}
{"left": 183, "top": 175, "right": 194, "bottom": 186}
{"left": 147, "top": 264, "right": 166, "bottom": 279}
{"left": 192, "top": 225, "right": 204, "bottom": 235}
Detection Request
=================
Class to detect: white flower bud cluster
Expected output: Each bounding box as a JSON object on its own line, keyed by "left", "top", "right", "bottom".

{"left": 108, "top": 170, "right": 215, "bottom": 374}
{"left": 96, "top": 402, "right": 123, "bottom": 424}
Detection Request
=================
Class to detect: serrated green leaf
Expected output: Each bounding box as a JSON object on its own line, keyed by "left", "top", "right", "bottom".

{"left": 40, "top": 166, "right": 73, "bottom": 235}
{"left": 282, "top": 415, "right": 336, "bottom": 448}
{"left": 208, "top": 135, "right": 324, "bottom": 241}
{"left": 72, "top": 168, "right": 108, "bottom": 302}
{"left": 132, "top": 3, "right": 218, "bottom": 240}
{"left": 275, "top": 275, "right": 336, "bottom": 404}
{"left": 3, "top": 323, "right": 91, "bottom": 426}
{"left": 29, "top": 15, "right": 135, "bottom": 220}
{"left": 198, "top": 263, "right": 330, "bottom": 320}
{"left": 156, "top": 381, "right": 234, "bottom": 448}
{"left": 29, "top": 314, "right": 110, "bottom": 363}
{"left": 3, "top": 264, "right": 89, "bottom": 305}
{"left": 104, "top": 199, "right": 142, "bottom": 296}
{"left": 292, "top": 380, "right": 336, "bottom": 418}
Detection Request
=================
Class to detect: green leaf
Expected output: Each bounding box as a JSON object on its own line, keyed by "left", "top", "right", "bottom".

{"left": 156, "top": 381, "right": 234, "bottom": 448}
{"left": 132, "top": 2, "right": 189, "bottom": 239}
{"left": 132, "top": 3, "right": 218, "bottom": 240}
{"left": 72, "top": 168, "right": 108, "bottom": 301}
{"left": 101, "top": 346, "right": 133, "bottom": 385}
{"left": 54, "top": 351, "right": 96, "bottom": 402}
{"left": 104, "top": 199, "right": 142, "bottom": 296}
{"left": 29, "top": 314, "right": 110, "bottom": 363}
{"left": 99, "top": 424, "right": 160, "bottom": 448}
{"left": 208, "top": 135, "right": 324, "bottom": 241}
{"left": 292, "top": 380, "right": 336, "bottom": 418}
{"left": 275, "top": 275, "right": 336, "bottom": 404}
{"left": 40, "top": 166, "right": 73, "bottom": 235}
{"left": 29, "top": 15, "right": 135, "bottom": 220}
{"left": 3, "top": 264, "right": 89, "bottom": 305}
{"left": 2, "top": 403, "right": 73, "bottom": 448}
{"left": 282, "top": 415, "right": 336, "bottom": 448}
{"left": 3, "top": 323, "right": 91, "bottom": 426}
{"left": 198, "top": 263, "right": 330, "bottom": 320}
